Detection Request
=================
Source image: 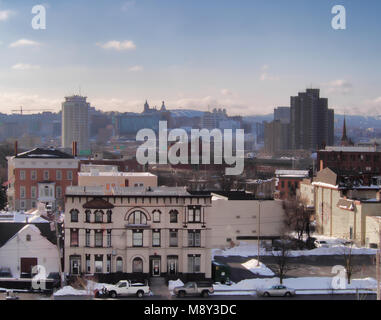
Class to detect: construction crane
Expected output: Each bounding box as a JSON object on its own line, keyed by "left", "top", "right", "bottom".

{"left": 11, "top": 106, "right": 54, "bottom": 115}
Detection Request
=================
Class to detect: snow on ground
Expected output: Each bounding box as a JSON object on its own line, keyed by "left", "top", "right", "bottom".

{"left": 213, "top": 277, "right": 377, "bottom": 295}
{"left": 241, "top": 259, "right": 275, "bottom": 276}
{"left": 53, "top": 286, "right": 89, "bottom": 296}
{"left": 212, "top": 241, "right": 377, "bottom": 259}
{"left": 168, "top": 279, "right": 184, "bottom": 291}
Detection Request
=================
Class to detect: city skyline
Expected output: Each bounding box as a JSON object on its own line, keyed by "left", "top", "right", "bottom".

{"left": 0, "top": 0, "right": 381, "bottom": 116}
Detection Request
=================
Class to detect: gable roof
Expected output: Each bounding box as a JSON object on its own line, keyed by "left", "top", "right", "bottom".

{"left": 83, "top": 198, "right": 115, "bottom": 209}
{"left": 0, "top": 222, "right": 58, "bottom": 248}
{"left": 15, "top": 148, "right": 74, "bottom": 159}
{"left": 315, "top": 167, "right": 338, "bottom": 186}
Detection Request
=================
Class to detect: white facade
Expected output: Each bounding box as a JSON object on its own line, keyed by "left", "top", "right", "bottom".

{"left": 0, "top": 224, "right": 60, "bottom": 278}
{"left": 62, "top": 95, "right": 90, "bottom": 153}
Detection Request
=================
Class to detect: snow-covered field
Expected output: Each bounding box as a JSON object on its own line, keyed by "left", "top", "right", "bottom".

{"left": 241, "top": 259, "right": 275, "bottom": 276}
{"left": 212, "top": 240, "right": 377, "bottom": 259}
{"left": 213, "top": 277, "right": 377, "bottom": 295}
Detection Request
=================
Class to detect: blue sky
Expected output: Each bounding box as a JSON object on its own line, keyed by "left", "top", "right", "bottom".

{"left": 0, "top": 0, "right": 380, "bottom": 115}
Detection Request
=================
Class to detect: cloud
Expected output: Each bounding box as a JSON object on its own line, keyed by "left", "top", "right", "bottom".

{"left": 96, "top": 40, "right": 136, "bottom": 51}
{"left": 129, "top": 65, "right": 143, "bottom": 72}
{"left": 0, "top": 10, "right": 14, "bottom": 21}
{"left": 9, "top": 39, "right": 41, "bottom": 48}
{"left": 259, "top": 65, "right": 279, "bottom": 81}
{"left": 221, "top": 89, "right": 233, "bottom": 96}
{"left": 12, "top": 63, "right": 41, "bottom": 71}
{"left": 121, "top": 1, "right": 136, "bottom": 12}
{"left": 0, "top": 92, "right": 60, "bottom": 112}
{"left": 323, "top": 79, "right": 353, "bottom": 94}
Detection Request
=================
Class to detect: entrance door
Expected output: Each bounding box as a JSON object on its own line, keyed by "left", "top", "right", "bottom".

{"left": 168, "top": 257, "right": 178, "bottom": 275}
{"left": 20, "top": 258, "right": 38, "bottom": 277}
{"left": 70, "top": 257, "right": 81, "bottom": 275}
{"left": 152, "top": 259, "right": 160, "bottom": 277}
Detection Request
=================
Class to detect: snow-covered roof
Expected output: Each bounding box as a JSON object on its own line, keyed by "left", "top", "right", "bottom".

{"left": 275, "top": 170, "right": 309, "bottom": 178}
{"left": 0, "top": 211, "right": 49, "bottom": 223}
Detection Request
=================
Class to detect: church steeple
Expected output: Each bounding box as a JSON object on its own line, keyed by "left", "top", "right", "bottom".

{"left": 340, "top": 115, "right": 354, "bottom": 146}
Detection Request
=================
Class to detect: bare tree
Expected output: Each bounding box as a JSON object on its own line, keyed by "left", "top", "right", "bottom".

{"left": 271, "top": 238, "right": 292, "bottom": 284}
{"left": 342, "top": 242, "right": 356, "bottom": 285}
{"left": 283, "top": 196, "right": 312, "bottom": 243}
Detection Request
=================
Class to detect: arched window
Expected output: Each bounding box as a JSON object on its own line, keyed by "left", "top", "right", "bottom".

{"left": 128, "top": 211, "right": 147, "bottom": 225}
{"left": 70, "top": 209, "right": 79, "bottom": 223}
{"left": 169, "top": 210, "right": 178, "bottom": 223}
{"left": 26, "top": 234, "right": 31, "bottom": 242}
{"left": 85, "top": 210, "right": 91, "bottom": 223}
{"left": 132, "top": 257, "right": 143, "bottom": 273}
{"left": 152, "top": 210, "right": 161, "bottom": 223}
{"left": 94, "top": 210, "right": 103, "bottom": 223}
{"left": 116, "top": 257, "right": 123, "bottom": 273}
{"left": 107, "top": 210, "right": 112, "bottom": 223}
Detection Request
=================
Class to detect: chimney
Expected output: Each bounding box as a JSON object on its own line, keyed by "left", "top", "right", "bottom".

{"left": 320, "top": 160, "right": 324, "bottom": 171}
{"left": 14, "top": 140, "right": 18, "bottom": 157}
{"left": 72, "top": 141, "right": 77, "bottom": 157}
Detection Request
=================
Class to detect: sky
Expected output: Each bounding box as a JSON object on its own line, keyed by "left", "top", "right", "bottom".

{"left": 0, "top": 0, "right": 380, "bottom": 116}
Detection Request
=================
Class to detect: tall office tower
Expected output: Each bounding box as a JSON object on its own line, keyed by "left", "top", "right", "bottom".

{"left": 274, "top": 106, "right": 290, "bottom": 124}
{"left": 290, "top": 89, "right": 334, "bottom": 151}
{"left": 62, "top": 95, "right": 90, "bottom": 154}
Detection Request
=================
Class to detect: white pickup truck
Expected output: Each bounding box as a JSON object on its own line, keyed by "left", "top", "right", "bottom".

{"left": 101, "top": 280, "right": 151, "bottom": 298}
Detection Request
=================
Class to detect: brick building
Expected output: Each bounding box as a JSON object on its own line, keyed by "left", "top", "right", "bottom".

{"left": 7, "top": 148, "right": 79, "bottom": 211}
{"left": 275, "top": 170, "right": 309, "bottom": 200}
{"left": 317, "top": 145, "right": 381, "bottom": 184}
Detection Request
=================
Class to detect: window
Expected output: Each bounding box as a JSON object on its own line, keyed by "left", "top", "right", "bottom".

{"left": 20, "top": 186, "right": 26, "bottom": 199}
{"left": 95, "top": 231, "right": 103, "bottom": 247}
{"left": 95, "top": 210, "right": 103, "bottom": 223}
{"left": 132, "top": 257, "right": 143, "bottom": 273}
{"left": 86, "top": 256, "right": 91, "bottom": 273}
{"left": 20, "top": 200, "right": 26, "bottom": 209}
{"left": 31, "top": 186, "right": 37, "bottom": 199}
{"left": 67, "top": 171, "right": 73, "bottom": 181}
{"left": 169, "top": 230, "right": 178, "bottom": 247}
{"left": 31, "top": 170, "right": 37, "bottom": 181}
{"left": 152, "top": 210, "right": 161, "bottom": 223}
{"left": 133, "top": 230, "right": 143, "bottom": 247}
{"left": 107, "top": 230, "right": 112, "bottom": 247}
{"left": 188, "top": 230, "right": 201, "bottom": 247}
{"left": 56, "top": 170, "right": 62, "bottom": 181}
{"left": 56, "top": 186, "right": 62, "bottom": 199}
{"left": 106, "top": 210, "right": 112, "bottom": 223}
{"left": 95, "top": 256, "right": 103, "bottom": 273}
{"left": 188, "top": 255, "right": 201, "bottom": 273}
{"left": 43, "top": 170, "right": 49, "bottom": 180}
{"left": 20, "top": 170, "right": 26, "bottom": 181}
{"left": 188, "top": 206, "right": 201, "bottom": 223}
{"left": 128, "top": 211, "right": 147, "bottom": 225}
{"left": 70, "top": 209, "right": 79, "bottom": 223}
{"left": 170, "top": 210, "right": 178, "bottom": 223}
{"left": 281, "top": 181, "right": 285, "bottom": 188}
{"left": 116, "top": 257, "right": 123, "bottom": 273}
{"left": 85, "top": 230, "right": 91, "bottom": 247}
{"left": 85, "top": 210, "right": 91, "bottom": 223}
{"left": 70, "top": 229, "right": 79, "bottom": 247}
{"left": 152, "top": 230, "right": 161, "bottom": 247}
{"left": 26, "top": 234, "right": 31, "bottom": 241}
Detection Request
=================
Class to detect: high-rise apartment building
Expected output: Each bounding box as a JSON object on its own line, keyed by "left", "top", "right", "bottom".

{"left": 274, "top": 106, "right": 290, "bottom": 124}
{"left": 62, "top": 95, "right": 90, "bottom": 154}
{"left": 290, "top": 89, "right": 334, "bottom": 150}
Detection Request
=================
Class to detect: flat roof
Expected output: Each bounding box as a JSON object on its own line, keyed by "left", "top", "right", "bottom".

{"left": 78, "top": 172, "right": 156, "bottom": 177}
{"left": 66, "top": 186, "right": 202, "bottom": 197}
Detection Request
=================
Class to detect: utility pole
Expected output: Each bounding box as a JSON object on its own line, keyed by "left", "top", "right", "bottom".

{"left": 54, "top": 213, "right": 64, "bottom": 288}
{"left": 257, "top": 200, "right": 261, "bottom": 266}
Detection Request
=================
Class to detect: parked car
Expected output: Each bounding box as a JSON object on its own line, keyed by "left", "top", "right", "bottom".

{"left": 314, "top": 240, "right": 329, "bottom": 248}
{"left": 100, "top": 280, "right": 151, "bottom": 298}
{"left": 0, "top": 268, "right": 13, "bottom": 278}
{"left": 258, "top": 285, "right": 296, "bottom": 297}
{"left": 173, "top": 281, "right": 214, "bottom": 298}
{"left": 47, "top": 272, "right": 61, "bottom": 288}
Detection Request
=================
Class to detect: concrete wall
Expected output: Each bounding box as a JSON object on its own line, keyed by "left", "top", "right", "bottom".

{"left": 78, "top": 174, "right": 158, "bottom": 189}
{"left": 208, "top": 194, "right": 285, "bottom": 248}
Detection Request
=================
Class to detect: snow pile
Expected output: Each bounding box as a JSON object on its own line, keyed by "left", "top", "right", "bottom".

{"left": 212, "top": 241, "right": 377, "bottom": 258}
{"left": 242, "top": 259, "right": 275, "bottom": 276}
{"left": 213, "top": 277, "right": 377, "bottom": 295}
{"left": 54, "top": 286, "right": 89, "bottom": 296}
{"left": 168, "top": 279, "right": 184, "bottom": 290}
